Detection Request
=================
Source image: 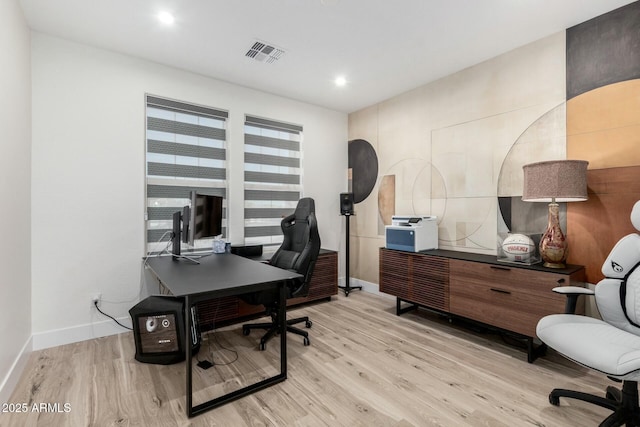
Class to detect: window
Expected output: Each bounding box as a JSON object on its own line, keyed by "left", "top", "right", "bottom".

{"left": 145, "top": 95, "right": 228, "bottom": 254}
{"left": 244, "top": 115, "right": 303, "bottom": 247}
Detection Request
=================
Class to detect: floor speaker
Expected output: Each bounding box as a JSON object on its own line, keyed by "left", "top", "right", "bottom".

{"left": 340, "top": 192, "right": 354, "bottom": 215}
{"left": 129, "top": 295, "right": 200, "bottom": 365}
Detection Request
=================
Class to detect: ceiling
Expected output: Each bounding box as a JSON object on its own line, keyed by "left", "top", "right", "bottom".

{"left": 19, "top": 0, "right": 635, "bottom": 113}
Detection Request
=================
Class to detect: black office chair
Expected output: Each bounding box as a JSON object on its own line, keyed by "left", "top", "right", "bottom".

{"left": 241, "top": 197, "right": 321, "bottom": 350}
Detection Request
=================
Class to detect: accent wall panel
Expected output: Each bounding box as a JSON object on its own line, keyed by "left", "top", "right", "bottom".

{"left": 566, "top": 1, "right": 640, "bottom": 168}
{"left": 567, "top": 80, "right": 640, "bottom": 170}
{"left": 566, "top": 1, "right": 640, "bottom": 284}
{"left": 567, "top": 166, "right": 640, "bottom": 284}
{"left": 566, "top": 2, "right": 640, "bottom": 100}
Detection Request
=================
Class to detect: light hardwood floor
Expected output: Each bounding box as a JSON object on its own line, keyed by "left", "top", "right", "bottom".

{"left": 3, "top": 292, "right": 613, "bottom": 426}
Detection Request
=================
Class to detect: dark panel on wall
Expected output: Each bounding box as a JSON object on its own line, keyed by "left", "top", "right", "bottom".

{"left": 566, "top": 1, "right": 640, "bottom": 100}
{"left": 348, "top": 139, "right": 378, "bottom": 204}
{"left": 498, "top": 197, "right": 512, "bottom": 231}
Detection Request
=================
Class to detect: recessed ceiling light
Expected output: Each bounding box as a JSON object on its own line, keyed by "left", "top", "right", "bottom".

{"left": 335, "top": 76, "right": 347, "bottom": 87}
{"left": 157, "top": 11, "right": 175, "bottom": 25}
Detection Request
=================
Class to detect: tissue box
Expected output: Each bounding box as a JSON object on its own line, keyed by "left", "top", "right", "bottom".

{"left": 212, "top": 238, "right": 227, "bottom": 254}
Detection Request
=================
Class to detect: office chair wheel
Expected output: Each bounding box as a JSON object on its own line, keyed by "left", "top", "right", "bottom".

{"left": 259, "top": 342, "right": 267, "bottom": 351}
{"left": 549, "top": 393, "right": 560, "bottom": 406}
{"left": 303, "top": 337, "right": 310, "bottom": 346}
{"left": 305, "top": 320, "right": 312, "bottom": 328}
{"left": 242, "top": 326, "right": 250, "bottom": 336}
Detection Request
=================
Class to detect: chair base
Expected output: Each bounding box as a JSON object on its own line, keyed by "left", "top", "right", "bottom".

{"left": 242, "top": 314, "right": 312, "bottom": 351}
{"left": 550, "top": 380, "right": 640, "bottom": 427}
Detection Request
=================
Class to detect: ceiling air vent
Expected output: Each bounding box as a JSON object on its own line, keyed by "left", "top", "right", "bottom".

{"left": 245, "top": 41, "right": 285, "bottom": 64}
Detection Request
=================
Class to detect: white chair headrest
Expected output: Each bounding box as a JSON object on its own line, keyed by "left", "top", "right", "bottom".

{"left": 632, "top": 200, "right": 640, "bottom": 232}
{"left": 601, "top": 201, "right": 640, "bottom": 278}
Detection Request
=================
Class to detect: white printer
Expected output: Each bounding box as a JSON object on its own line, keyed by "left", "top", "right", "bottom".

{"left": 385, "top": 215, "right": 438, "bottom": 252}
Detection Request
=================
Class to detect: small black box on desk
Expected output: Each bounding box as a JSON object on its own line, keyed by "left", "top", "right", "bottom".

{"left": 230, "top": 244, "right": 264, "bottom": 259}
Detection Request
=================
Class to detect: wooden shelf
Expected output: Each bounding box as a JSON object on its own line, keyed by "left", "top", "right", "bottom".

{"left": 380, "top": 249, "right": 449, "bottom": 312}
{"left": 379, "top": 247, "right": 586, "bottom": 362}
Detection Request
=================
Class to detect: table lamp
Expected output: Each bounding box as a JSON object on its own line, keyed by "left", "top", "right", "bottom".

{"left": 522, "top": 160, "right": 588, "bottom": 268}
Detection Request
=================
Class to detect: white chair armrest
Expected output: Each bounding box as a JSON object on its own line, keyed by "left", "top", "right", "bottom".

{"left": 552, "top": 286, "right": 593, "bottom": 314}
{"left": 552, "top": 286, "right": 594, "bottom": 296}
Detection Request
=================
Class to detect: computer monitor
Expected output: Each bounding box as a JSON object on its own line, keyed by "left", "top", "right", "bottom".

{"left": 188, "top": 191, "right": 223, "bottom": 246}
{"left": 171, "top": 205, "right": 190, "bottom": 259}
{"left": 170, "top": 191, "right": 223, "bottom": 259}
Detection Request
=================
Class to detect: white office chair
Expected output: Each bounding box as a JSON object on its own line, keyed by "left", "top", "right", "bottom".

{"left": 537, "top": 200, "right": 640, "bottom": 427}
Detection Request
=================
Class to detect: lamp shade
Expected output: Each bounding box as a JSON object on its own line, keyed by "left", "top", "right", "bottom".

{"left": 522, "top": 160, "right": 589, "bottom": 203}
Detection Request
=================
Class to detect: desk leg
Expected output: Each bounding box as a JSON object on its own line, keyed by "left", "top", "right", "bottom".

{"left": 280, "top": 281, "right": 288, "bottom": 378}
{"left": 184, "top": 281, "right": 289, "bottom": 418}
{"left": 185, "top": 294, "right": 193, "bottom": 417}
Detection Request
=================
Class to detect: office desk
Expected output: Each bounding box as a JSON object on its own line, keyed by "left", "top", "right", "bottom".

{"left": 145, "top": 253, "right": 302, "bottom": 417}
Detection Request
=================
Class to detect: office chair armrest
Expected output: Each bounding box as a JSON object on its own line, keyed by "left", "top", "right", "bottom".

{"left": 552, "top": 286, "right": 595, "bottom": 314}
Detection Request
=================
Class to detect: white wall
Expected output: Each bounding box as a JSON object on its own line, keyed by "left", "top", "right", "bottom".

{"left": 0, "top": 0, "right": 32, "bottom": 402}
{"left": 31, "top": 33, "right": 347, "bottom": 349}
{"left": 348, "top": 32, "right": 566, "bottom": 286}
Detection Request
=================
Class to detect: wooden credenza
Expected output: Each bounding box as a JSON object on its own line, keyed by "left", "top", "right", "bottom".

{"left": 196, "top": 249, "right": 337, "bottom": 329}
{"left": 379, "top": 248, "right": 585, "bottom": 361}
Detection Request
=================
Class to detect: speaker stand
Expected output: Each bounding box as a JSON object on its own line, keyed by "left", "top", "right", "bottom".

{"left": 338, "top": 213, "right": 361, "bottom": 297}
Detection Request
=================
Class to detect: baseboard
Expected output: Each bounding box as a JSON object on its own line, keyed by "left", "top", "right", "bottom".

{"left": 30, "top": 278, "right": 389, "bottom": 350}
{"left": 32, "top": 316, "right": 132, "bottom": 351}
{"left": 338, "top": 277, "right": 394, "bottom": 300}
{"left": 0, "top": 336, "right": 33, "bottom": 404}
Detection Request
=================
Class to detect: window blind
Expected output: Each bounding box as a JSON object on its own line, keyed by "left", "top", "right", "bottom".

{"left": 145, "top": 95, "right": 228, "bottom": 254}
{"left": 244, "top": 115, "right": 303, "bottom": 247}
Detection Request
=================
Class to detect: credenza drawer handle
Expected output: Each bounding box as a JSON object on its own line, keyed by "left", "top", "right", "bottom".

{"left": 490, "top": 287, "right": 511, "bottom": 295}
{"left": 557, "top": 278, "right": 566, "bottom": 284}
{"left": 490, "top": 266, "right": 511, "bottom": 271}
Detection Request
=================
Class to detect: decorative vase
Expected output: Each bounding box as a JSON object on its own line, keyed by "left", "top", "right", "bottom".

{"left": 539, "top": 202, "right": 567, "bottom": 268}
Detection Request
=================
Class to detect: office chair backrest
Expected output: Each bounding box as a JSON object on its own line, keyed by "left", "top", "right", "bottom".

{"left": 270, "top": 197, "right": 321, "bottom": 298}
{"left": 595, "top": 200, "right": 640, "bottom": 335}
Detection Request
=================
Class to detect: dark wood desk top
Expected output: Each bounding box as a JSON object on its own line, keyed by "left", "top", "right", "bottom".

{"left": 145, "top": 253, "right": 302, "bottom": 299}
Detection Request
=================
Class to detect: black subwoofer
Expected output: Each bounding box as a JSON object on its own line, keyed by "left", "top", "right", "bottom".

{"left": 129, "top": 296, "right": 200, "bottom": 365}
